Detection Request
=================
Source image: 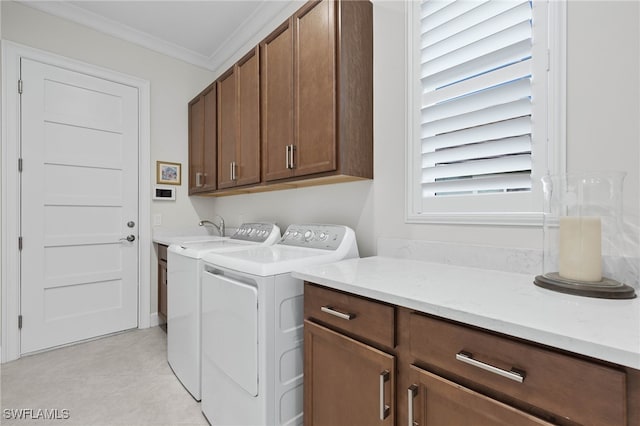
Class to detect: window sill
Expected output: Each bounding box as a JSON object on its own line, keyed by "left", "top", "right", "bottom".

{"left": 406, "top": 211, "right": 544, "bottom": 227}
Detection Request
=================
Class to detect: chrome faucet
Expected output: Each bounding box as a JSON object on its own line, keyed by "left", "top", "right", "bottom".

{"left": 199, "top": 215, "right": 225, "bottom": 237}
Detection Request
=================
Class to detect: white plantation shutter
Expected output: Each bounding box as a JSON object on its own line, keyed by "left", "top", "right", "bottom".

{"left": 420, "top": 0, "right": 533, "bottom": 197}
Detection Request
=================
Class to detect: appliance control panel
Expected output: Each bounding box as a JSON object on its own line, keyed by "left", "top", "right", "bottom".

{"left": 230, "top": 223, "right": 280, "bottom": 243}
{"left": 279, "top": 224, "right": 348, "bottom": 251}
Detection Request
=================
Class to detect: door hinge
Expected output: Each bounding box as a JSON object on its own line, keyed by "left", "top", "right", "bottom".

{"left": 546, "top": 49, "right": 551, "bottom": 72}
{"left": 18, "top": 158, "right": 23, "bottom": 172}
{"left": 18, "top": 236, "right": 23, "bottom": 251}
{"left": 18, "top": 315, "right": 22, "bottom": 329}
{"left": 18, "top": 79, "right": 23, "bottom": 94}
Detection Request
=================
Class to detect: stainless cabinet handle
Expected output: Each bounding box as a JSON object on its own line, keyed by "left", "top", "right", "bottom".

{"left": 379, "top": 370, "right": 390, "bottom": 420}
{"left": 285, "top": 145, "right": 291, "bottom": 169}
{"left": 408, "top": 384, "right": 418, "bottom": 426}
{"left": 289, "top": 144, "right": 295, "bottom": 169}
{"left": 455, "top": 351, "right": 525, "bottom": 383}
{"left": 196, "top": 172, "right": 204, "bottom": 187}
{"left": 320, "top": 306, "right": 355, "bottom": 320}
{"left": 230, "top": 161, "right": 237, "bottom": 181}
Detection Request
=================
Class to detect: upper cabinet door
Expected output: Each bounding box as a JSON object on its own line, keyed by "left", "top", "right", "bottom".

{"left": 189, "top": 83, "right": 217, "bottom": 194}
{"left": 294, "top": 0, "right": 337, "bottom": 177}
{"left": 217, "top": 68, "right": 237, "bottom": 189}
{"left": 201, "top": 85, "right": 217, "bottom": 192}
{"left": 236, "top": 47, "right": 261, "bottom": 187}
{"left": 188, "top": 94, "right": 205, "bottom": 194}
{"left": 261, "top": 19, "right": 295, "bottom": 182}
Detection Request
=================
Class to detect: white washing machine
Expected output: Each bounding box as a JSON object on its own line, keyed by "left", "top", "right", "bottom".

{"left": 167, "top": 222, "right": 280, "bottom": 401}
{"left": 200, "top": 224, "right": 359, "bottom": 425}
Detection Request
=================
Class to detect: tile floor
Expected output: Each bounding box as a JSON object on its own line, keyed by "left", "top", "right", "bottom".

{"left": 0, "top": 326, "right": 208, "bottom": 426}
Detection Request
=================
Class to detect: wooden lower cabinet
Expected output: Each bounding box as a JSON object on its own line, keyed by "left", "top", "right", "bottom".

{"left": 303, "top": 282, "right": 639, "bottom": 426}
{"left": 304, "top": 320, "right": 395, "bottom": 426}
{"left": 157, "top": 244, "right": 168, "bottom": 322}
{"left": 408, "top": 365, "right": 552, "bottom": 426}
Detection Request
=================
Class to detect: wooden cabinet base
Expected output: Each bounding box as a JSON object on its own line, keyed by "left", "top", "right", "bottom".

{"left": 408, "top": 365, "right": 553, "bottom": 426}
{"left": 304, "top": 320, "right": 395, "bottom": 426}
{"left": 304, "top": 283, "right": 638, "bottom": 426}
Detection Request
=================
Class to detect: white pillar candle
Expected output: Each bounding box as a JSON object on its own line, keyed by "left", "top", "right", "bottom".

{"left": 558, "top": 216, "right": 602, "bottom": 282}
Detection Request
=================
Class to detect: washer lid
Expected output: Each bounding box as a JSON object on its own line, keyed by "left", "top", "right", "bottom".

{"left": 202, "top": 245, "right": 354, "bottom": 276}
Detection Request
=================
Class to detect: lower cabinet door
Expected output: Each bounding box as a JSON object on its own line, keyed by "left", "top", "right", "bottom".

{"left": 304, "top": 320, "right": 395, "bottom": 426}
{"left": 158, "top": 258, "right": 167, "bottom": 320}
{"left": 407, "top": 365, "right": 553, "bottom": 426}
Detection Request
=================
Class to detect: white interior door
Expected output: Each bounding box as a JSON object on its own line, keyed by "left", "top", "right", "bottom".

{"left": 20, "top": 57, "right": 139, "bottom": 354}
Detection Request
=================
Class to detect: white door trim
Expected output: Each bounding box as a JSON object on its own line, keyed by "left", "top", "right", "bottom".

{"left": 1, "top": 40, "right": 151, "bottom": 363}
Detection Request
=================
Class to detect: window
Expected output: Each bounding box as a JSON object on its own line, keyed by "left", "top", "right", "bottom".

{"left": 406, "top": 0, "right": 566, "bottom": 225}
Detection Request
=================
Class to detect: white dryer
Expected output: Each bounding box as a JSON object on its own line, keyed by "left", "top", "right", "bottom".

{"left": 200, "top": 224, "right": 359, "bottom": 425}
{"left": 167, "top": 222, "right": 280, "bottom": 401}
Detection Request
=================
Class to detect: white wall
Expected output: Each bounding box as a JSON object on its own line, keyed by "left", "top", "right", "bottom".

{"left": 1, "top": 0, "right": 216, "bottom": 314}
{"left": 203, "top": 0, "right": 640, "bottom": 253}
{"left": 2, "top": 0, "right": 638, "bottom": 318}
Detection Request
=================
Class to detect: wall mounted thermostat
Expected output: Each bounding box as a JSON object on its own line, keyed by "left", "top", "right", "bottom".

{"left": 153, "top": 185, "right": 176, "bottom": 201}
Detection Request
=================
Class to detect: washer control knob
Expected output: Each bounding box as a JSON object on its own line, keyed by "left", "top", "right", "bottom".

{"left": 304, "top": 230, "right": 314, "bottom": 241}
{"left": 319, "top": 232, "right": 328, "bottom": 241}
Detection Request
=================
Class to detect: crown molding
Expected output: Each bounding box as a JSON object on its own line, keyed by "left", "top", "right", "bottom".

{"left": 18, "top": 0, "right": 298, "bottom": 71}
{"left": 206, "top": 0, "right": 300, "bottom": 74}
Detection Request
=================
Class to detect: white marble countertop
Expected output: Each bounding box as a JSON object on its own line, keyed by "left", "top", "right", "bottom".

{"left": 292, "top": 256, "right": 640, "bottom": 369}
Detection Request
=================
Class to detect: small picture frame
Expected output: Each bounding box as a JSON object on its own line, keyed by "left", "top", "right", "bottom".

{"left": 156, "top": 161, "right": 181, "bottom": 185}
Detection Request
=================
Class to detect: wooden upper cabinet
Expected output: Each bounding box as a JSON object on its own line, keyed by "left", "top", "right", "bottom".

{"left": 217, "top": 48, "right": 261, "bottom": 190}
{"left": 217, "top": 68, "right": 237, "bottom": 189}
{"left": 191, "top": 0, "right": 372, "bottom": 196}
{"left": 188, "top": 95, "right": 205, "bottom": 192}
{"left": 188, "top": 83, "right": 217, "bottom": 194}
{"left": 202, "top": 87, "right": 217, "bottom": 191}
{"left": 236, "top": 48, "right": 261, "bottom": 187}
{"left": 294, "top": 0, "right": 337, "bottom": 177}
{"left": 262, "top": 0, "right": 373, "bottom": 184}
{"left": 261, "top": 19, "right": 295, "bottom": 182}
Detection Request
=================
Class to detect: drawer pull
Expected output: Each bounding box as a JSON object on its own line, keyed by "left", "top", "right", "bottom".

{"left": 379, "top": 370, "right": 390, "bottom": 420}
{"left": 408, "top": 384, "right": 418, "bottom": 426}
{"left": 455, "top": 351, "right": 525, "bottom": 383}
{"left": 321, "top": 305, "right": 355, "bottom": 320}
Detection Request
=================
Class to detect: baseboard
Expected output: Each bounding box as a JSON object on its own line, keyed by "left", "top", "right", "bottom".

{"left": 149, "top": 312, "right": 166, "bottom": 327}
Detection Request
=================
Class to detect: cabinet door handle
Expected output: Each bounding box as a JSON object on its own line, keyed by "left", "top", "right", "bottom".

{"left": 320, "top": 305, "right": 355, "bottom": 320}
{"left": 408, "top": 384, "right": 418, "bottom": 426}
{"left": 289, "top": 144, "right": 296, "bottom": 169}
{"left": 285, "top": 145, "right": 291, "bottom": 169}
{"left": 196, "top": 172, "right": 204, "bottom": 187}
{"left": 230, "top": 161, "right": 237, "bottom": 181}
{"left": 379, "top": 370, "right": 390, "bottom": 420}
{"left": 455, "top": 351, "right": 525, "bottom": 383}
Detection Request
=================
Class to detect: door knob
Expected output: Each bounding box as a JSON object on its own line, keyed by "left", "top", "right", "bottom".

{"left": 127, "top": 221, "right": 135, "bottom": 228}
{"left": 120, "top": 235, "right": 136, "bottom": 242}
